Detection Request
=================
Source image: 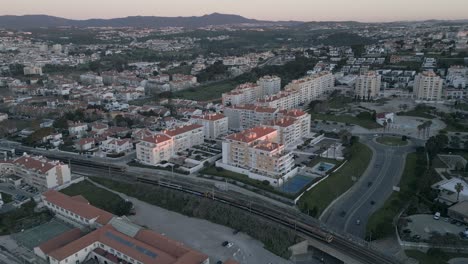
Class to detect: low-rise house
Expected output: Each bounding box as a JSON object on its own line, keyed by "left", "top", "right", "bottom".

{"left": 74, "top": 138, "right": 95, "bottom": 152}
{"left": 99, "top": 137, "right": 133, "bottom": 154}
{"left": 68, "top": 122, "right": 88, "bottom": 138}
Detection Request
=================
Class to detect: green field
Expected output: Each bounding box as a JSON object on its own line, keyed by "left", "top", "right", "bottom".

{"left": 366, "top": 153, "right": 419, "bottom": 239}
{"left": 60, "top": 180, "right": 130, "bottom": 216}
{"left": 174, "top": 81, "right": 236, "bottom": 101}
{"left": 310, "top": 113, "right": 381, "bottom": 129}
{"left": 298, "top": 143, "right": 373, "bottom": 217}
{"left": 376, "top": 136, "right": 408, "bottom": 146}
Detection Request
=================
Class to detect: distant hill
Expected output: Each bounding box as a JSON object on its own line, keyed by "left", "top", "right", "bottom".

{"left": 0, "top": 13, "right": 300, "bottom": 29}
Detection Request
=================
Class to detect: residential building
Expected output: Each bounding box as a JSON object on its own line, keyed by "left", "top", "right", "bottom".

{"left": 222, "top": 83, "right": 262, "bottom": 106}
{"left": 163, "top": 124, "right": 204, "bottom": 153}
{"left": 282, "top": 71, "right": 334, "bottom": 105}
{"left": 39, "top": 191, "right": 209, "bottom": 264}
{"left": 257, "top": 75, "right": 281, "bottom": 96}
{"left": 256, "top": 90, "right": 301, "bottom": 110}
{"left": 448, "top": 201, "right": 468, "bottom": 224}
{"left": 0, "top": 154, "right": 71, "bottom": 190}
{"left": 100, "top": 137, "right": 133, "bottom": 154}
{"left": 223, "top": 104, "right": 279, "bottom": 130}
{"left": 0, "top": 112, "right": 8, "bottom": 122}
{"left": 75, "top": 138, "right": 95, "bottom": 152}
{"left": 354, "top": 71, "right": 381, "bottom": 100}
{"left": 136, "top": 134, "right": 173, "bottom": 166}
{"left": 413, "top": 71, "right": 443, "bottom": 101}
{"left": 218, "top": 127, "right": 297, "bottom": 186}
{"left": 191, "top": 113, "right": 228, "bottom": 139}
{"left": 136, "top": 124, "right": 204, "bottom": 166}
{"left": 68, "top": 122, "right": 88, "bottom": 137}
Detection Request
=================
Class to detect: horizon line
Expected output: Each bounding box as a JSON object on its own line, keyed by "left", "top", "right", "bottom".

{"left": 1, "top": 12, "right": 468, "bottom": 24}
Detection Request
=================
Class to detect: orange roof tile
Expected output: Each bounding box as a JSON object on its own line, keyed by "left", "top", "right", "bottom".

{"left": 164, "top": 124, "right": 203, "bottom": 137}
{"left": 225, "top": 126, "right": 277, "bottom": 143}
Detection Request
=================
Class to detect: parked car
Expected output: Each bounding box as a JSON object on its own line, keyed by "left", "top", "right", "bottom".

{"left": 433, "top": 212, "right": 441, "bottom": 220}
{"left": 221, "top": 241, "right": 229, "bottom": 247}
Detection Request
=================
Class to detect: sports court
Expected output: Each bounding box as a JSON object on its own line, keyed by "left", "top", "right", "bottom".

{"left": 279, "top": 175, "right": 315, "bottom": 194}
{"left": 12, "top": 218, "right": 74, "bottom": 250}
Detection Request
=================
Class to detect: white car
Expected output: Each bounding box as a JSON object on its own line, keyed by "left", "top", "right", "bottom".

{"left": 434, "top": 212, "right": 441, "bottom": 220}
{"left": 226, "top": 242, "right": 233, "bottom": 248}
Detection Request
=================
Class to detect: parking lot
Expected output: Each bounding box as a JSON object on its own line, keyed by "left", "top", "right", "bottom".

{"left": 404, "top": 214, "right": 467, "bottom": 240}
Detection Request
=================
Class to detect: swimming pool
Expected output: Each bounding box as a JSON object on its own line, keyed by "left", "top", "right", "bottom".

{"left": 311, "top": 162, "right": 335, "bottom": 174}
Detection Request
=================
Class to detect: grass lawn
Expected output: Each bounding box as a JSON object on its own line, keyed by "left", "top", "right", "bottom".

{"left": 174, "top": 81, "right": 236, "bottom": 101}
{"left": 328, "top": 96, "right": 354, "bottom": 109}
{"left": 200, "top": 166, "right": 292, "bottom": 197}
{"left": 297, "top": 142, "right": 372, "bottom": 216}
{"left": 376, "top": 136, "right": 408, "bottom": 146}
{"left": 405, "top": 249, "right": 468, "bottom": 264}
{"left": 60, "top": 180, "right": 126, "bottom": 215}
{"left": 397, "top": 110, "right": 434, "bottom": 119}
{"left": 0, "top": 192, "right": 13, "bottom": 203}
{"left": 310, "top": 113, "right": 381, "bottom": 129}
{"left": 366, "top": 153, "right": 419, "bottom": 239}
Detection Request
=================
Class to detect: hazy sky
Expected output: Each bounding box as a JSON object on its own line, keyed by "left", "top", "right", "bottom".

{"left": 3, "top": 0, "right": 468, "bottom": 22}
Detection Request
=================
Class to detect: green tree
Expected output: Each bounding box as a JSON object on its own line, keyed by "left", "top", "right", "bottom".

{"left": 455, "top": 182, "right": 464, "bottom": 202}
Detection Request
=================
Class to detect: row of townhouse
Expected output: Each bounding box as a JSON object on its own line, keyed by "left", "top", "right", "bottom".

{"left": 0, "top": 154, "right": 71, "bottom": 190}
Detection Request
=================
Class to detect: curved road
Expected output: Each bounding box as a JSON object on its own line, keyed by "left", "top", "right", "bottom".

{"left": 320, "top": 135, "right": 419, "bottom": 238}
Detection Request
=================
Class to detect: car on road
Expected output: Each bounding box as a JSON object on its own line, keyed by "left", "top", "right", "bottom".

{"left": 356, "top": 219, "right": 361, "bottom": 225}
{"left": 434, "top": 212, "right": 441, "bottom": 220}
{"left": 226, "top": 242, "right": 233, "bottom": 248}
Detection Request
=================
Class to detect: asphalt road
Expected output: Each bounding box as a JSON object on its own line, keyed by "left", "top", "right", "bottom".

{"left": 320, "top": 135, "right": 418, "bottom": 238}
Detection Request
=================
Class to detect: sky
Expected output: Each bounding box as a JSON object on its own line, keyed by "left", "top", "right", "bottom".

{"left": 2, "top": 0, "right": 468, "bottom": 22}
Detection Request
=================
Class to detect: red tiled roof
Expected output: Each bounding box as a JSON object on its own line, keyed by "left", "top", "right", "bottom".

{"left": 12, "top": 155, "right": 58, "bottom": 174}
{"left": 142, "top": 134, "right": 172, "bottom": 145}
{"left": 164, "top": 124, "right": 203, "bottom": 137}
{"left": 192, "top": 113, "right": 226, "bottom": 121}
{"left": 270, "top": 117, "right": 296, "bottom": 127}
{"left": 37, "top": 228, "right": 83, "bottom": 255}
{"left": 42, "top": 190, "right": 114, "bottom": 226}
{"left": 226, "top": 126, "right": 277, "bottom": 143}
{"left": 253, "top": 141, "right": 282, "bottom": 152}
{"left": 279, "top": 109, "right": 307, "bottom": 118}
{"left": 49, "top": 224, "right": 208, "bottom": 264}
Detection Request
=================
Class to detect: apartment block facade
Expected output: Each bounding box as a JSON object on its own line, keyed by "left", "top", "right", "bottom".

{"left": 218, "top": 127, "right": 296, "bottom": 186}
{"left": 257, "top": 75, "right": 281, "bottom": 96}
{"left": 191, "top": 113, "right": 228, "bottom": 139}
{"left": 413, "top": 71, "right": 443, "bottom": 101}
{"left": 354, "top": 71, "right": 381, "bottom": 99}
{"left": 223, "top": 104, "right": 279, "bottom": 130}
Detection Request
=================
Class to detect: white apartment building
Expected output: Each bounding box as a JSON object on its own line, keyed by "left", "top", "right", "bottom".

{"left": 256, "top": 90, "right": 301, "bottom": 110}
{"left": 413, "top": 71, "right": 443, "bottom": 101}
{"left": 283, "top": 71, "right": 334, "bottom": 105}
{"left": 270, "top": 109, "right": 311, "bottom": 147}
{"left": 136, "top": 134, "right": 173, "bottom": 166}
{"left": 354, "top": 71, "right": 381, "bottom": 100}
{"left": 218, "top": 127, "right": 297, "bottom": 186}
{"left": 191, "top": 113, "right": 228, "bottom": 139}
{"left": 136, "top": 124, "right": 204, "bottom": 166}
{"left": 163, "top": 124, "right": 204, "bottom": 153}
{"left": 0, "top": 154, "right": 71, "bottom": 190}
{"left": 257, "top": 75, "right": 281, "bottom": 96}
{"left": 222, "top": 83, "right": 262, "bottom": 106}
{"left": 447, "top": 66, "right": 467, "bottom": 88}
{"left": 223, "top": 104, "right": 279, "bottom": 130}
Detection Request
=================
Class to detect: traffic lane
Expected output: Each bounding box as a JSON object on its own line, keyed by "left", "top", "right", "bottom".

{"left": 345, "top": 147, "right": 411, "bottom": 237}
{"left": 323, "top": 147, "right": 386, "bottom": 230}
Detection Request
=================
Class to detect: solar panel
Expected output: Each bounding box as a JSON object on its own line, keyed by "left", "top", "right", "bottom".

{"left": 105, "top": 231, "right": 158, "bottom": 259}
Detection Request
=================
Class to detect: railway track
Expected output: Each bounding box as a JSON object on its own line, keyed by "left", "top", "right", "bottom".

{"left": 14, "top": 148, "right": 399, "bottom": 264}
